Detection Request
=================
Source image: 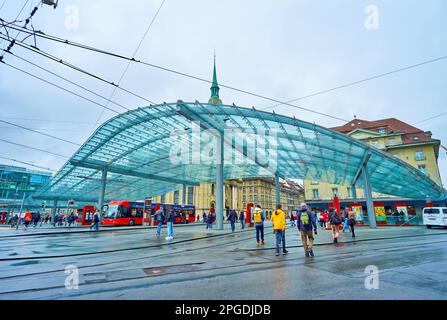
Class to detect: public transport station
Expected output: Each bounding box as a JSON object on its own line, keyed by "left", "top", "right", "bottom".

{"left": 29, "top": 101, "right": 446, "bottom": 229}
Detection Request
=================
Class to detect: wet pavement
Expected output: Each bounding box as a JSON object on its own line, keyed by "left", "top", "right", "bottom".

{"left": 0, "top": 223, "right": 446, "bottom": 299}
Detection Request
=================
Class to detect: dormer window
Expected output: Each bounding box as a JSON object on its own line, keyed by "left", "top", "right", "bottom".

{"left": 378, "top": 128, "right": 386, "bottom": 134}
{"left": 413, "top": 136, "right": 420, "bottom": 141}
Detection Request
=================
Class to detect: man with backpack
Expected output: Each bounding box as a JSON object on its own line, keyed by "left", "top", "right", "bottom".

{"left": 297, "top": 203, "right": 318, "bottom": 257}
{"left": 271, "top": 204, "right": 287, "bottom": 256}
{"left": 252, "top": 204, "right": 265, "bottom": 247}
{"left": 154, "top": 206, "right": 165, "bottom": 236}
{"left": 228, "top": 209, "right": 237, "bottom": 232}
{"left": 328, "top": 208, "right": 341, "bottom": 243}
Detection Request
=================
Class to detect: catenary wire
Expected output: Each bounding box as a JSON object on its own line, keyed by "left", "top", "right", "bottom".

{"left": 0, "top": 138, "right": 70, "bottom": 158}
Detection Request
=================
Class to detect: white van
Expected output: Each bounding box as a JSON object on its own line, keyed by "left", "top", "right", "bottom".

{"left": 423, "top": 207, "right": 447, "bottom": 228}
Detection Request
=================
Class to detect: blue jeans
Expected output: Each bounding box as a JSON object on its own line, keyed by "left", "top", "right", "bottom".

{"left": 167, "top": 222, "right": 174, "bottom": 237}
{"left": 156, "top": 221, "right": 162, "bottom": 235}
{"left": 241, "top": 221, "right": 245, "bottom": 229}
{"left": 275, "top": 230, "right": 283, "bottom": 253}
{"left": 90, "top": 221, "right": 99, "bottom": 230}
{"left": 342, "top": 219, "right": 350, "bottom": 232}
{"left": 256, "top": 224, "right": 264, "bottom": 242}
{"left": 230, "top": 221, "right": 235, "bottom": 232}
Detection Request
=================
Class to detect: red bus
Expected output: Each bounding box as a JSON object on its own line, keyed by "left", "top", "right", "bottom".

{"left": 102, "top": 200, "right": 145, "bottom": 226}
{"left": 150, "top": 203, "right": 196, "bottom": 225}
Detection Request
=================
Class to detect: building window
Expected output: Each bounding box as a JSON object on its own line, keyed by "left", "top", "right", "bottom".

{"left": 378, "top": 128, "right": 386, "bottom": 134}
{"left": 211, "top": 184, "right": 215, "bottom": 196}
{"left": 415, "top": 151, "right": 426, "bottom": 161}
{"left": 387, "top": 137, "right": 396, "bottom": 145}
{"left": 418, "top": 165, "right": 427, "bottom": 174}
{"left": 332, "top": 188, "right": 338, "bottom": 197}
{"left": 347, "top": 187, "right": 352, "bottom": 198}
{"left": 174, "top": 190, "right": 179, "bottom": 204}
{"left": 310, "top": 181, "right": 319, "bottom": 185}
{"left": 254, "top": 195, "right": 257, "bottom": 202}
{"left": 249, "top": 195, "right": 253, "bottom": 202}
{"left": 161, "top": 194, "right": 166, "bottom": 203}
{"left": 312, "top": 189, "right": 319, "bottom": 199}
{"left": 187, "top": 186, "right": 194, "bottom": 205}
{"left": 413, "top": 136, "right": 420, "bottom": 141}
{"left": 243, "top": 195, "right": 246, "bottom": 202}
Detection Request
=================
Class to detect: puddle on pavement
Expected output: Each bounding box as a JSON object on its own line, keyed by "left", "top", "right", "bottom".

{"left": 10, "top": 260, "right": 39, "bottom": 266}
{"left": 143, "top": 262, "right": 205, "bottom": 276}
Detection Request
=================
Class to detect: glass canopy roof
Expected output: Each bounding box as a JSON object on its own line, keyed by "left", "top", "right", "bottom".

{"left": 33, "top": 102, "right": 447, "bottom": 203}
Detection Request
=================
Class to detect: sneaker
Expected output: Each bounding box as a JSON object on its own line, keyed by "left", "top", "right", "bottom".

{"left": 261, "top": 241, "right": 265, "bottom": 245}
{"left": 282, "top": 250, "right": 288, "bottom": 255}
{"left": 305, "top": 252, "right": 310, "bottom": 257}
{"left": 276, "top": 252, "right": 280, "bottom": 257}
{"left": 256, "top": 242, "right": 261, "bottom": 247}
{"left": 309, "top": 250, "right": 314, "bottom": 257}
{"left": 334, "top": 238, "right": 338, "bottom": 243}
{"left": 165, "top": 236, "right": 172, "bottom": 240}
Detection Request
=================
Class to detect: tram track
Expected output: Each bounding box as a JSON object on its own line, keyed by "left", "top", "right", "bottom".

{"left": 1, "top": 233, "right": 446, "bottom": 298}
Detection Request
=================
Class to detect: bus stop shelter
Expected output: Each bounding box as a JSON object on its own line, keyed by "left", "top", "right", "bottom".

{"left": 32, "top": 101, "right": 447, "bottom": 229}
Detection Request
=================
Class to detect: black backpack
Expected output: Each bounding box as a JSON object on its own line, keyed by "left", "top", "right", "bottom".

{"left": 330, "top": 212, "right": 341, "bottom": 225}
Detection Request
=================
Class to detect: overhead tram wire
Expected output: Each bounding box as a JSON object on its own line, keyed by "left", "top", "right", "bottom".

{"left": 3, "top": 50, "right": 134, "bottom": 113}
{"left": 3, "top": 22, "right": 349, "bottom": 123}
{"left": 0, "top": 118, "right": 81, "bottom": 146}
{"left": 259, "top": 55, "right": 447, "bottom": 111}
{"left": 8, "top": 22, "right": 447, "bottom": 124}
{"left": 0, "top": 32, "right": 157, "bottom": 107}
{"left": 91, "top": 0, "right": 167, "bottom": 131}
{"left": 414, "top": 111, "right": 447, "bottom": 125}
{"left": 0, "top": 0, "right": 29, "bottom": 55}
{"left": 0, "top": 138, "right": 70, "bottom": 159}
{"left": 0, "top": 156, "right": 57, "bottom": 172}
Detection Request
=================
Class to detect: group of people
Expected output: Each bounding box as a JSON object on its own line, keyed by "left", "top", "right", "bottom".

{"left": 252, "top": 203, "right": 358, "bottom": 258}
{"left": 227, "top": 210, "right": 246, "bottom": 232}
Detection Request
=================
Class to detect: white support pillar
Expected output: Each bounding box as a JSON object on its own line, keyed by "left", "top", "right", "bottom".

{"left": 361, "top": 165, "right": 376, "bottom": 228}
{"left": 216, "top": 133, "right": 224, "bottom": 230}
{"left": 51, "top": 200, "right": 58, "bottom": 223}
{"left": 275, "top": 174, "right": 281, "bottom": 205}
{"left": 232, "top": 185, "right": 238, "bottom": 210}
{"left": 98, "top": 169, "right": 108, "bottom": 216}
{"left": 182, "top": 184, "right": 187, "bottom": 205}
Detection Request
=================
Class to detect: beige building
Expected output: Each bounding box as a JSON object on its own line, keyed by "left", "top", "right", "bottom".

{"left": 152, "top": 178, "right": 304, "bottom": 217}
{"left": 304, "top": 117, "right": 443, "bottom": 204}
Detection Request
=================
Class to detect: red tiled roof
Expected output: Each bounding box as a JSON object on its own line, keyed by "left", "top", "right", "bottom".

{"left": 331, "top": 118, "right": 438, "bottom": 145}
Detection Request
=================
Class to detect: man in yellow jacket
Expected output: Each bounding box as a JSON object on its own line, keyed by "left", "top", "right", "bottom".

{"left": 271, "top": 204, "right": 288, "bottom": 256}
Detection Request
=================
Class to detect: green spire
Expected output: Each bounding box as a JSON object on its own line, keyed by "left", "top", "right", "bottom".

{"left": 209, "top": 54, "right": 222, "bottom": 105}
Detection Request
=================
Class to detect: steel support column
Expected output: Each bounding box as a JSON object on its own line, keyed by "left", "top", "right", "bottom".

{"left": 361, "top": 165, "right": 377, "bottom": 228}
{"left": 351, "top": 184, "right": 358, "bottom": 202}
{"left": 51, "top": 200, "right": 58, "bottom": 223}
{"left": 182, "top": 184, "right": 187, "bottom": 205}
{"left": 98, "top": 169, "right": 108, "bottom": 216}
{"left": 216, "top": 133, "right": 224, "bottom": 230}
{"left": 275, "top": 174, "right": 281, "bottom": 205}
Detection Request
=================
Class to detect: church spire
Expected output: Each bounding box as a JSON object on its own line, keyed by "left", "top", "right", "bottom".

{"left": 209, "top": 53, "right": 222, "bottom": 105}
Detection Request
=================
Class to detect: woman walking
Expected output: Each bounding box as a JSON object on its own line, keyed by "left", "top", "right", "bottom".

{"left": 328, "top": 208, "right": 341, "bottom": 243}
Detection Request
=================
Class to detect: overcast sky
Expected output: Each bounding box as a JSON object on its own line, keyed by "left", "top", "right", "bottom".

{"left": 0, "top": 0, "right": 446, "bottom": 188}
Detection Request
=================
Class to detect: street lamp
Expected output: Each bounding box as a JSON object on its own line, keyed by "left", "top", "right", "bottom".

{"left": 41, "top": 0, "right": 58, "bottom": 8}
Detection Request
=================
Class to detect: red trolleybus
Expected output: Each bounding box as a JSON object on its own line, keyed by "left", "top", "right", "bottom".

{"left": 149, "top": 203, "right": 196, "bottom": 225}
{"left": 102, "top": 200, "right": 145, "bottom": 226}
